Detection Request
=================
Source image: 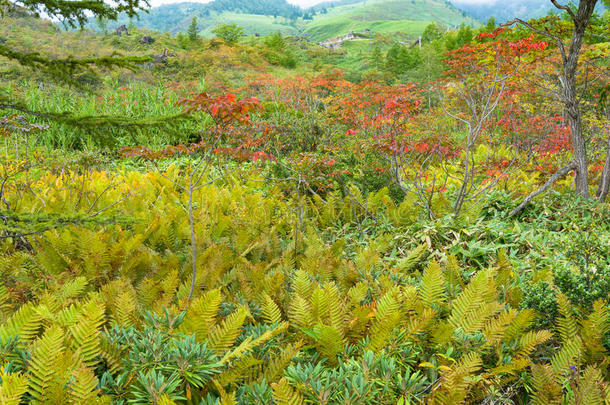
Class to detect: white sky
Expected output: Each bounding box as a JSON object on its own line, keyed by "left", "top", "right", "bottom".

{"left": 150, "top": 0, "right": 498, "bottom": 8}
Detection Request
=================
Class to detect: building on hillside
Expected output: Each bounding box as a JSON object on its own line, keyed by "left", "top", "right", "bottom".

{"left": 319, "top": 30, "right": 357, "bottom": 49}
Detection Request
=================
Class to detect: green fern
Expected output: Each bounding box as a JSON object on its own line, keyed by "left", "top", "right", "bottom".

{"left": 262, "top": 342, "right": 301, "bottom": 383}
{"left": 515, "top": 330, "right": 553, "bottom": 358}
{"left": 556, "top": 293, "right": 578, "bottom": 344}
{"left": 0, "top": 371, "right": 28, "bottom": 405}
{"left": 0, "top": 302, "right": 44, "bottom": 344}
{"left": 261, "top": 293, "right": 283, "bottom": 324}
{"left": 550, "top": 337, "right": 582, "bottom": 375}
{"left": 397, "top": 244, "right": 427, "bottom": 272}
{"left": 69, "top": 366, "right": 99, "bottom": 404}
{"left": 419, "top": 260, "right": 445, "bottom": 307}
{"left": 368, "top": 290, "right": 401, "bottom": 352}
{"left": 530, "top": 364, "right": 561, "bottom": 405}
{"left": 180, "top": 288, "right": 222, "bottom": 340}
{"left": 208, "top": 307, "right": 248, "bottom": 352}
{"left": 272, "top": 377, "right": 304, "bottom": 405}
{"left": 27, "top": 325, "right": 65, "bottom": 404}
{"left": 68, "top": 300, "right": 105, "bottom": 368}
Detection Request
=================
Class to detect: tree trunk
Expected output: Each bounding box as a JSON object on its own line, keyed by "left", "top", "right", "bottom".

{"left": 597, "top": 136, "right": 610, "bottom": 202}
{"left": 561, "top": 0, "right": 598, "bottom": 198}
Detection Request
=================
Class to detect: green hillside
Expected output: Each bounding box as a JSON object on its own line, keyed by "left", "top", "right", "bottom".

{"left": 102, "top": 0, "right": 477, "bottom": 41}
{"left": 305, "top": 0, "right": 478, "bottom": 41}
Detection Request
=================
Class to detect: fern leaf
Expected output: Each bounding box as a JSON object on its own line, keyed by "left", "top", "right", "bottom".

{"left": 397, "top": 244, "right": 427, "bottom": 272}
{"left": 530, "top": 364, "right": 561, "bottom": 405}
{"left": 503, "top": 309, "right": 535, "bottom": 342}
{"left": 556, "top": 293, "right": 579, "bottom": 344}
{"left": 0, "top": 303, "right": 44, "bottom": 344}
{"left": 435, "top": 352, "right": 482, "bottom": 403}
{"left": 445, "top": 254, "right": 463, "bottom": 288}
{"left": 515, "top": 330, "right": 553, "bottom": 358}
{"left": 262, "top": 342, "right": 302, "bottom": 383}
{"left": 27, "top": 325, "right": 65, "bottom": 404}
{"left": 292, "top": 270, "right": 313, "bottom": 299}
{"left": 367, "top": 290, "right": 401, "bottom": 352}
{"left": 550, "top": 337, "right": 582, "bottom": 375}
{"left": 215, "top": 355, "right": 263, "bottom": 387}
{"left": 288, "top": 295, "right": 313, "bottom": 330}
{"left": 575, "top": 366, "right": 605, "bottom": 405}
{"left": 261, "top": 293, "right": 282, "bottom": 325}
{"left": 208, "top": 307, "right": 247, "bottom": 352}
{"left": 0, "top": 372, "right": 28, "bottom": 405}
{"left": 180, "top": 288, "right": 222, "bottom": 341}
{"left": 419, "top": 260, "right": 445, "bottom": 307}
{"left": 483, "top": 309, "right": 518, "bottom": 347}
{"left": 112, "top": 290, "right": 137, "bottom": 328}
{"left": 69, "top": 300, "right": 105, "bottom": 368}
{"left": 272, "top": 377, "right": 304, "bottom": 405}
{"left": 309, "top": 324, "right": 344, "bottom": 364}
{"left": 69, "top": 367, "right": 99, "bottom": 404}
{"left": 221, "top": 322, "right": 289, "bottom": 365}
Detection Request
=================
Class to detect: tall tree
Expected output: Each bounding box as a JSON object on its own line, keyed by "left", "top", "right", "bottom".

{"left": 509, "top": 0, "right": 610, "bottom": 215}
{"left": 187, "top": 16, "right": 199, "bottom": 42}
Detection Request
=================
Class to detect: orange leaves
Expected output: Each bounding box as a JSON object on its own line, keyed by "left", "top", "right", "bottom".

{"left": 177, "top": 92, "right": 262, "bottom": 128}
{"left": 475, "top": 27, "right": 511, "bottom": 40}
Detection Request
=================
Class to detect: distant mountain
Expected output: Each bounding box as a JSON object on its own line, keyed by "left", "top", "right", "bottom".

{"left": 102, "top": 0, "right": 478, "bottom": 40}
{"left": 304, "top": 0, "right": 478, "bottom": 41}
{"left": 108, "top": 0, "right": 303, "bottom": 34}
{"left": 450, "top": 0, "right": 553, "bottom": 22}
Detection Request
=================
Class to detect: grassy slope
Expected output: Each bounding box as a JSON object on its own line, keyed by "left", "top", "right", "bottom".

{"left": 197, "top": 12, "right": 302, "bottom": 36}
{"left": 304, "top": 0, "right": 478, "bottom": 41}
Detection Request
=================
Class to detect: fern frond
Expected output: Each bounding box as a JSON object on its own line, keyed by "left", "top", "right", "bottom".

{"left": 180, "top": 288, "right": 222, "bottom": 341}
{"left": 581, "top": 300, "right": 610, "bottom": 362}
{"left": 397, "top": 244, "right": 427, "bottom": 272}
{"left": 288, "top": 295, "right": 313, "bottom": 330}
{"left": 112, "top": 290, "right": 137, "bottom": 328}
{"left": 0, "top": 303, "right": 44, "bottom": 344}
{"left": 445, "top": 254, "right": 463, "bottom": 288}
{"left": 261, "top": 293, "right": 283, "bottom": 325}
{"left": 550, "top": 337, "right": 582, "bottom": 375}
{"left": 292, "top": 270, "right": 313, "bottom": 299}
{"left": 27, "top": 325, "right": 65, "bottom": 404}
{"left": 515, "top": 330, "right": 553, "bottom": 358}
{"left": 448, "top": 269, "right": 496, "bottom": 333}
{"left": 208, "top": 307, "right": 248, "bottom": 352}
{"left": 575, "top": 366, "right": 605, "bottom": 405}
{"left": 503, "top": 309, "right": 535, "bottom": 342}
{"left": 482, "top": 309, "right": 518, "bottom": 347}
{"left": 68, "top": 300, "right": 105, "bottom": 368}
{"left": 419, "top": 260, "right": 445, "bottom": 307}
{"left": 221, "top": 322, "right": 288, "bottom": 365}
{"left": 347, "top": 283, "right": 368, "bottom": 306}
{"left": 272, "top": 377, "right": 304, "bottom": 405}
{"left": 530, "top": 364, "right": 561, "bottom": 405}
{"left": 69, "top": 366, "right": 99, "bottom": 404}
{"left": 556, "top": 293, "right": 579, "bottom": 344}
{"left": 434, "top": 352, "right": 482, "bottom": 403}
{"left": 0, "top": 372, "right": 28, "bottom": 405}
{"left": 310, "top": 324, "right": 344, "bottom": 364}
{"left": 368, "top": 290, "right": 401, "bottom": 352}
{"left": 0, "top": 284, "right": 10, "bottom": 317}
{"left": 215, "top": 355, "right": 263, "bottom": 387}
{"left": 60, "top": 277, "right": 88, "bottom": 302}
{"left": 262, "top": 342, "right": 302, "bottom": 383}
{"left": 99, "top": 335, "right": 124, "bottom": 375}
{"left": 324, "top": 283, "right": 346, "bottom": 336}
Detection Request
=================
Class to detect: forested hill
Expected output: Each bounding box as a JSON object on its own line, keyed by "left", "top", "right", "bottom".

{"left": 107, "top": 0, "right": 303, "bottom": 34}
{"left": 102, "top": 0, "right": 478, "bottom": 39}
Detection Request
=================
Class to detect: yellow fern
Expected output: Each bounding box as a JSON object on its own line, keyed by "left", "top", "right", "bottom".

{"left": 272, "top": 377, "right": 304, "bottom": 405}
